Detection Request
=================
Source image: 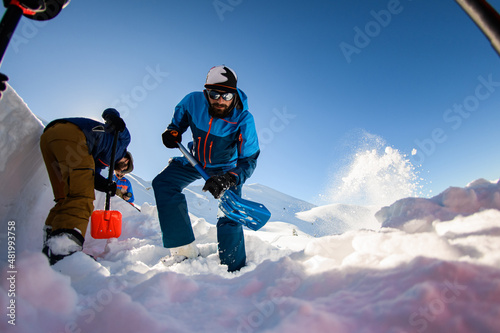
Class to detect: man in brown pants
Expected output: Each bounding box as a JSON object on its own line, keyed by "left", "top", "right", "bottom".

{"left": 40, "top": 108, "right": 132, "bottom": 265}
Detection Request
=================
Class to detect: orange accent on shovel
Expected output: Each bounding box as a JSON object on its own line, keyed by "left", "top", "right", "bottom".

{"left": 91, "top": 210, "right": 122, "bottom": 239}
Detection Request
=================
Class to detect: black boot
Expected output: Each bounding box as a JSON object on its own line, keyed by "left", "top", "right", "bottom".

{"left": 42, "top": 225, "right": 52, "bottom": 258}
{"left": 44, "top": 228, "right": 84, "bottom": 265}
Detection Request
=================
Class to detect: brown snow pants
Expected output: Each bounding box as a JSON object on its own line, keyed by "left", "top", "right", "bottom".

{"left": 40, "top": 122, "right": 95, "bottom": 236}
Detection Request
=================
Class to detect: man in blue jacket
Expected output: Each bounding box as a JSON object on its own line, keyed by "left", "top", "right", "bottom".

{"left": 153, "top": 66, "right": 260, "bottom": 272}
{"left": 40, "top": 108, "right": 132, "bottom": 264}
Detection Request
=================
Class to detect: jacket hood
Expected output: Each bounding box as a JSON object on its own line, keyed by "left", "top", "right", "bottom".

{"left": 236, "top": 88, "right": 249, "bottom": 112}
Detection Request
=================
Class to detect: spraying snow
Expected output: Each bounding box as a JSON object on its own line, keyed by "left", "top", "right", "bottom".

{"left": 328, "top": 131, "right": 420, "bottom": 207}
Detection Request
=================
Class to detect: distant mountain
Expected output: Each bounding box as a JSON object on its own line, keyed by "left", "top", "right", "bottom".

{"left": 125, "top": 175, "right": 379, "bottom": 237}
{"left": 126, "top": 175, "right": 318, "bottom": 227}
{"left": 124, "top": 173, "right": 156, "bottom": 206}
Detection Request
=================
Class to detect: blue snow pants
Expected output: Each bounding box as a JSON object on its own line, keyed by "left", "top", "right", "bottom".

{"left": 152, "top": 157, "right": 246, "bottom": 272}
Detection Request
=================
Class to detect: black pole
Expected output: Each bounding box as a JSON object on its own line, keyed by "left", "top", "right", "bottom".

{"left": 0, "top": 5, "right": 23, "bottom": 67}
{"left": 105, "top": 130, "right": 119, "bottom": 211}
{"left": 455, "top": 0, "right": 500, "bottom": 57}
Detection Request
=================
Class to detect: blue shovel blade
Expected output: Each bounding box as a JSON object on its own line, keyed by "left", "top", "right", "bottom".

{"left": 219, "top": 190, "right": 271, "bottom": 231}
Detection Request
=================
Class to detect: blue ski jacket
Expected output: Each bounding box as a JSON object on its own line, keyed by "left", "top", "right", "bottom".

{"left": 167, "top": 89, "right": 260, "bottom": 185}
{"left": 45, "top": 108, "right": 131, "bottom": 178}
{"left": 113, "top": 174, "right": 135, "bottom": 203}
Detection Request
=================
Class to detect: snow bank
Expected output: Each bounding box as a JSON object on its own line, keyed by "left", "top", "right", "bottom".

{"left": 0, "top": 86, "right": 53, "bottom": 254}
{"left": 1, "top": 86, "right": 500, "bottom": 333}
{"left": 376, "top": 178, "right": 500, "bottom": 232}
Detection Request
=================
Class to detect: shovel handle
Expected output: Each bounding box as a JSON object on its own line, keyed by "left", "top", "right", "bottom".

{"left": 105, "top": 130, "right": 120, "bottom": 210}
{"left": 177, "top": 142, "right": 210, "bottom": 181}
{"left": 177, "top": 142, "right": 271, "bottom": 230}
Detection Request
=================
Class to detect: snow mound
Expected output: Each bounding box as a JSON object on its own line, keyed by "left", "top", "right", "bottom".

{"left": 297, "top": 203, "right": 380, "bottom": 236}
{"left": 376, "top": 178, "right": 500, "bottom": 232}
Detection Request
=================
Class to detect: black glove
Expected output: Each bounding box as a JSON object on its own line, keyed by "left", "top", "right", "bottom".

{"left": 0, "top": 73, "right": 8, "bottom": 99}
{"left": 203, "top": 172, "right": 237, "bottom": 199}
{"left": 103, "top": 113, "right": 126, "bottom": 133}
{"left": 162, "top": 129, "right": 181, "bottom": 148}
{"left": 103, "top": 181, "right": 117, "bottom": 196}
{"left": 95, "top": 175, "right": 117, "bottom": 196}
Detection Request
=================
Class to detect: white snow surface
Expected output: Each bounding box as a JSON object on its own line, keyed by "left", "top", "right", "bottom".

{"left": 1, "top": 85, "right": 500, "bottom": 333}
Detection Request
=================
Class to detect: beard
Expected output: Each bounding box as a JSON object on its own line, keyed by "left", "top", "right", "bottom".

{"left": 208, "top": 102, "right": 233, "bottom": 118}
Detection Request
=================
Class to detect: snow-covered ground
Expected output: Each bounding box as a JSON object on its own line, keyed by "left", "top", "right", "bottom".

{"left": 1, "top": 85, "right": 500, "bottom": 333}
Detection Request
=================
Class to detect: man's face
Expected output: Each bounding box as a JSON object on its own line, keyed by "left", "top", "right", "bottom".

{"left": 207, "top": 90, "right": 234, "bottom": 118}
{"left": 114, "top": 157, "right": 130, "bottom": 174}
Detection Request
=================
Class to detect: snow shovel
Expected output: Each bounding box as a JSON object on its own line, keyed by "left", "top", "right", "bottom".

{"left": 177, "top": 142, "right": 271, "bottom": 231}
{"left": 91, "top": 129, "right": 122, "bottom": 239}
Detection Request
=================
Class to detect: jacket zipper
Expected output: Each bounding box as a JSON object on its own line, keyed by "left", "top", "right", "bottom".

{"left": 238, "top": 133, "right": 243, "bottom": 154}
{"left": 209, "top": 141, "right": 213, "bottom": 164}
{"left": 197, "top": 137, "right": 201, "bottom": 160}
{"left": 203, "top": 118, "right": 214, "bottom": 168}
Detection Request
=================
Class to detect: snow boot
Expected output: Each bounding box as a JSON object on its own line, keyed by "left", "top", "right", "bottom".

{"left": 161, "top": 242, "right": 200, "bottom": 266}
{"left": 44, "top": 228, "right": 84, "bottom": 265}
{"left": 42, "top": 225, "right": 53, "bottom": 258}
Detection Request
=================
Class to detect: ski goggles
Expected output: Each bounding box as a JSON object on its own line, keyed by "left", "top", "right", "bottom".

{"left": 207, "top": 90, "right": 235, "bottom": 101}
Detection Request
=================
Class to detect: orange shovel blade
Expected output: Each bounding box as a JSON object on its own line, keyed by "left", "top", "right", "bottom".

{"left": 90, "top": 210, "right": 122, "bottom": 239}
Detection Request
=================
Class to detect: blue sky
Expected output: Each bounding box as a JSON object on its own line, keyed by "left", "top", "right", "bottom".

{"left": 2, "top": 0, "right": 500, "bottom": 205}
